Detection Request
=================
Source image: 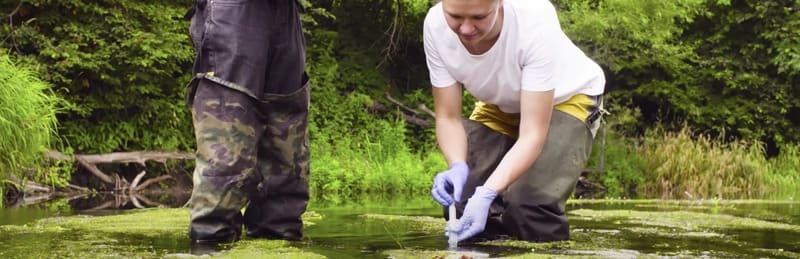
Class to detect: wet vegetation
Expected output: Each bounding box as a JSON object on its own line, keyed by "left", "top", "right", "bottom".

{"left": 0, "top": 0, "right": 798, "bottom": 204}
{"left": 0, "top": 208, "right": 325, "bottom": 258}
{"left": 0, "top": 53, "right": 65, "bottom": 206}
{"left": 1, "top": 199, "right": 798, "bottom": 258}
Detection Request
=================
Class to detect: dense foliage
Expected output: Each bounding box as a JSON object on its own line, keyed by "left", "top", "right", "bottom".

{"left": 0, "top": 0, "right": 195, "bottom": 153}
{"left": 0, "top": 0, "right": 797, "bottom": 199}
{"left": 558, "top": 0, "right": 800, "bottom": 152}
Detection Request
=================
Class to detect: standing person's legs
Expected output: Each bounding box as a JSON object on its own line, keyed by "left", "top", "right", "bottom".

{"left": 186, "top": 0, "right": 280, "bottom": 243}
{"left": 244, "top": 80, "right": 310, "bottom": 241}
{"left": 188, "top": 80, "right": 264, "bottom": 243}
{"left": 242, "top": 0, "right": 310, "bottom": 241}
{"left": 501, "top": 110, "right": 593, "bottom": 241}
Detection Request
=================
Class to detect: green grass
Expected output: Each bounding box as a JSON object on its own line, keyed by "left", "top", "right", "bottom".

{"left": 310, "top": 117, "right": 446, "bottom": 198}
{"left": 765, "top": 143, "right": 800, "bottom": 199}
{"left": 0, "top": 53, "right": 63, "bottom": 206}
{"left": 307, "top": 105, "right": 798, "bottom": 200}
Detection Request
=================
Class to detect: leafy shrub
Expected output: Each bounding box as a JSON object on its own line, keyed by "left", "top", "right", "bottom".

{"left": 0, "top": 0, "right": 196, "bottom": 153}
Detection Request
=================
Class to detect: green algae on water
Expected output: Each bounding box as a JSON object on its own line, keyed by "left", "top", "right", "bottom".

{"left": 214, "top": 240, "right": 325, "bottom": 259}
{"left": 0, "top": 208, "right": 325, "bottom": 259}
{"left": 569, "top": 209, "right": 800, "bottom": 232}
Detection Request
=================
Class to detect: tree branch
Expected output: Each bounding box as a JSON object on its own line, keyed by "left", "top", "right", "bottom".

{"left": 75, "top": 156, "right": 115, "bottom": 184}
{"left": 133, "top": 175, "right": 173, "bottom": 191}
{"left": 1, "top": 1, "right": 22, "bottom": 19}
{"left": 129, "top": 171, "right": 147, "bottom": 191}
{"left": 418, "top": 103, "right": 436, "bottom": 118}
{"left": 77, "top": 151, "right": 195, "bottom": 166}
{"left": 66, "top": 184, "right": 91, "bottom": 192}
{"left": 23, "top": 181, "right": 51, "bottom": 193}
{"left": 385, "top": 91, "right": 421, "bottom": 116}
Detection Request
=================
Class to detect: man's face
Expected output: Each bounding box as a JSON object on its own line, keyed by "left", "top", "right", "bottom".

{"left": 442, "top": 0, "right": 502, "bottom": 45}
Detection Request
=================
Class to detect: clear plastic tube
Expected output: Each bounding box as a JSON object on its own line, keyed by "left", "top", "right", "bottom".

{"left": 447, "top": 204, "right": 458, "bottom": 248}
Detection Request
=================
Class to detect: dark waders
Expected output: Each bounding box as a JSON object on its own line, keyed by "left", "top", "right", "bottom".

{"left": 185, "top": 0, "right": 310, "bottom": 243}
{"left": 451, "top": 108, "right": 598, "bottom": 242}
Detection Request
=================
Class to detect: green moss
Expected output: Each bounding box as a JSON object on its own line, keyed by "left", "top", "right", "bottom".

{"left": 569, "top": 209, "right": 800, "bottom": 232}
{"left": 480, "top": 240, "right": 576, "bottom": 250}
{"left": 0, "top": 208, "right": 325, "bottom": 258}
{"left": 2, "top": 201, "right": 798, "bottom": 258}
{"left": 567, "top": 199, "right": 800, "bottom": 206}
{"left": 216, "top": 240, "right": 325, "bottom": 259}
{"left": 620, "top": 227, "right": 724, "bottom": 238}
{"left": 382, "top": 249, "right": 493, "bottom": 259}
{"left": 357, "top": 208, "right": 798, "bottom": 258}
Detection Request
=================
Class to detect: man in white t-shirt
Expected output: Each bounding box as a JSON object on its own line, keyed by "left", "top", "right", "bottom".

{"left": 425, "top": 0, "right": 605, "bottom": 242}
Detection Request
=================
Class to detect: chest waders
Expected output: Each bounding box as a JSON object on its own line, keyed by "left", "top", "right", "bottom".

{"left": 450, "top": 96, "right": 601, "bottom": 242}
{"left": 184, "top": 0, "right": 310, "bottom": 243}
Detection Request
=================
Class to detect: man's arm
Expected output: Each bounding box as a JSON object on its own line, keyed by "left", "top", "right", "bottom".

{"left": 432, "top": 83, "right": 467, "bottom": 164}
{"left": 483, "top": 90, "right": 554, "bottom": 192}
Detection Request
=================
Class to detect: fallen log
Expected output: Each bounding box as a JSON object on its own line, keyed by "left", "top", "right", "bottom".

{"left": 418, "top": 103, "right": 436, "bottom": 118}
{"left": 369, "top": 98, "right": 433, "bottom": 128}
{"left": 77, "top": 151, "right": 195, "bottom": 166}
{"left": 75, "top": 155, "right": 115, "bottom": 185}
{"left": 385, "top": 91, "right": 423, "bottom": 117}
{"left": 45, "top": 150, "right": 194, "bottom": 193}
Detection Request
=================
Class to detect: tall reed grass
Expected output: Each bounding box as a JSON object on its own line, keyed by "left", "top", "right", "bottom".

{"left": 0, "top": 53, "right": 62, "bottom": 206}
{"left": 765, "top": 143, "right": 800, "bottom": 199}
{"left": 638, "top": 126, "right": 769, "bottom": 199}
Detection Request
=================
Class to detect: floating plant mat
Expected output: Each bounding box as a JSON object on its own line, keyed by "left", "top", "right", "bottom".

{"left": 362, "top": 204, "right": 799, "bottom": 258}
{"left": 1, "top": 199, "right": 798, "bottom": 258}
{"left": 0, "top": 208, "right": 324, "bottom": 258}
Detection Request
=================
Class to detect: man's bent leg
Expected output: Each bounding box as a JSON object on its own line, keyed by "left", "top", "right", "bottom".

{"left": 188, "top": 79, "right": 263, "bottom": 243}
{"left": 501, "top": 110, "right": 593, "bottom": 242}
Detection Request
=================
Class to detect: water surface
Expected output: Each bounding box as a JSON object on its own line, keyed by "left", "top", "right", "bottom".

{"left": 1, "top": 195, "right": 798, "bottom": 258}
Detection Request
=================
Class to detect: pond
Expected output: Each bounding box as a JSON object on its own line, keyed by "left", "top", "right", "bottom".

{"left": 0, "top": 194, "right": 798, "bottom": 258}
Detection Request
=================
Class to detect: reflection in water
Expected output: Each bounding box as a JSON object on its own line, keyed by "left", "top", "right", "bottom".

{"left": 0, "top": 190, "right": 191, "bottom": 225}
{"left": 68, "top": 191, "right": 191, "bottom": 211}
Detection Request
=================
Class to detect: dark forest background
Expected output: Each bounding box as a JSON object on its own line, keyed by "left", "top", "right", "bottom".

{"left": 1, "top": 0, "right": 797, "bottom": 202}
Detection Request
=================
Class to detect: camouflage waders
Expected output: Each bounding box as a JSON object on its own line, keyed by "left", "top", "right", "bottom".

{"left": 185, "top": 0, "right": 309, "bottom": 243}
{"left": 450, "top": 100, "right": 601, "bottom": 242}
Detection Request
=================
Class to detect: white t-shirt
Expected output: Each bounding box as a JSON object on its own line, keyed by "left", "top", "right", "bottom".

{"left": 424, "top": 0, "right": 605, "bottom": 113}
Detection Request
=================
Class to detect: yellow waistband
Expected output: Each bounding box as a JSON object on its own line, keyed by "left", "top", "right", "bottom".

{"left": 468, "top": 94, "right": 595, "bottom": 139}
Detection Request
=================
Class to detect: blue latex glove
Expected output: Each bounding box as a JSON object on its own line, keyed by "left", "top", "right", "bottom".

{"left": 447, "top": 186, "right": 497, "bottom": 242}
{"left": 431, "top": 161, "right": 469, "bottom": 207}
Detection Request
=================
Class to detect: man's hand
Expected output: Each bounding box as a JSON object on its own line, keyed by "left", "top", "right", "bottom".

{"left": 446, "top": 186, "right": 497, "bottom": 242}
{"left": 431, "top": 161, "right": 469, "bottom": 207}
